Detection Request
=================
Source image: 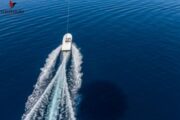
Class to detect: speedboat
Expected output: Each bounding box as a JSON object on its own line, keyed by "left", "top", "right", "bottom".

{"left": 61, "top": 33, "right": 72, "bottom": 51}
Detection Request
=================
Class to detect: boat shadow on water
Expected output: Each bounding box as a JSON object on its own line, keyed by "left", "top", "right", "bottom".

{"left": 78, "top": 80, "right": 128, "bottom": 120}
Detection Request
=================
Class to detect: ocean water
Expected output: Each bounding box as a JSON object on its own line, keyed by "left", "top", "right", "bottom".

{"left": 0, "top": 0, "right": 180, "bottom": 120}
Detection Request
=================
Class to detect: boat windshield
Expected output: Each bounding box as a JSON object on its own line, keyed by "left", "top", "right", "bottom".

{"left": 65, "top": 38, "right": 71, "bottom": 42}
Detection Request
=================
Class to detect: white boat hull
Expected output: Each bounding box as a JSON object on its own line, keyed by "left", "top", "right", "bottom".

{"left": 61, "top": 33, "right": 72, "bottom": 51}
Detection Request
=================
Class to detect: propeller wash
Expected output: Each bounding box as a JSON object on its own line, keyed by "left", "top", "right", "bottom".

{"left": 22, "top": 34, "right": 83, "bottom": 120}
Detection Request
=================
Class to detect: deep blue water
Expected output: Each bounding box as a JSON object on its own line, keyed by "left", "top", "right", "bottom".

{"left": 0, "top": 0, "right": 180, "bottom": 120}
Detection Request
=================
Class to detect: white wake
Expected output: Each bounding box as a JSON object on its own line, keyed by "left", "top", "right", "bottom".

{"left": 25, "top": 46, "right": 61, "bottom": 111}
{"left": 22, "top": 46, "right": 61, "bottom": 120}
{"left": 68, "top": 44, "right": 83, "bottom": 111}
{"left": 46, "top": 53, "right": 70, "bottom": 120}
{"left": 22, "top": 44, "right": 83, "bottom": 120}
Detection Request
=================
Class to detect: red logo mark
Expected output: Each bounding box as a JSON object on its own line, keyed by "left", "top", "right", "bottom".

{"left": 9, "top": 0, "right": 16, "bottom": 8}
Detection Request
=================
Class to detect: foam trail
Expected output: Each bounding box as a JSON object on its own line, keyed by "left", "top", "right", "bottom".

{"left": 63, "top": 78, "right": 76, "bottom": 120}
{"left": 46, "top": 53, "right": 70, "bottom": 120}
{"left": 60, "top": 44, "right": 83, "bottom": 120}
{"left": 22, "top": 47, "right": 62, "bottom": 120}
{"left": 22, "top": 44, "right": 83, "bottom": 120}
{"left": 25, "top": 46, "right": 61, "bottom": 112}
{"left": 68, "top": 44, "right": 83, "bottom": 102}
{"left": 22, "top": 71, "right": 58, "bottom": 120}
{"left": 22, "top": 73, "right": 56, "bottom": 120}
